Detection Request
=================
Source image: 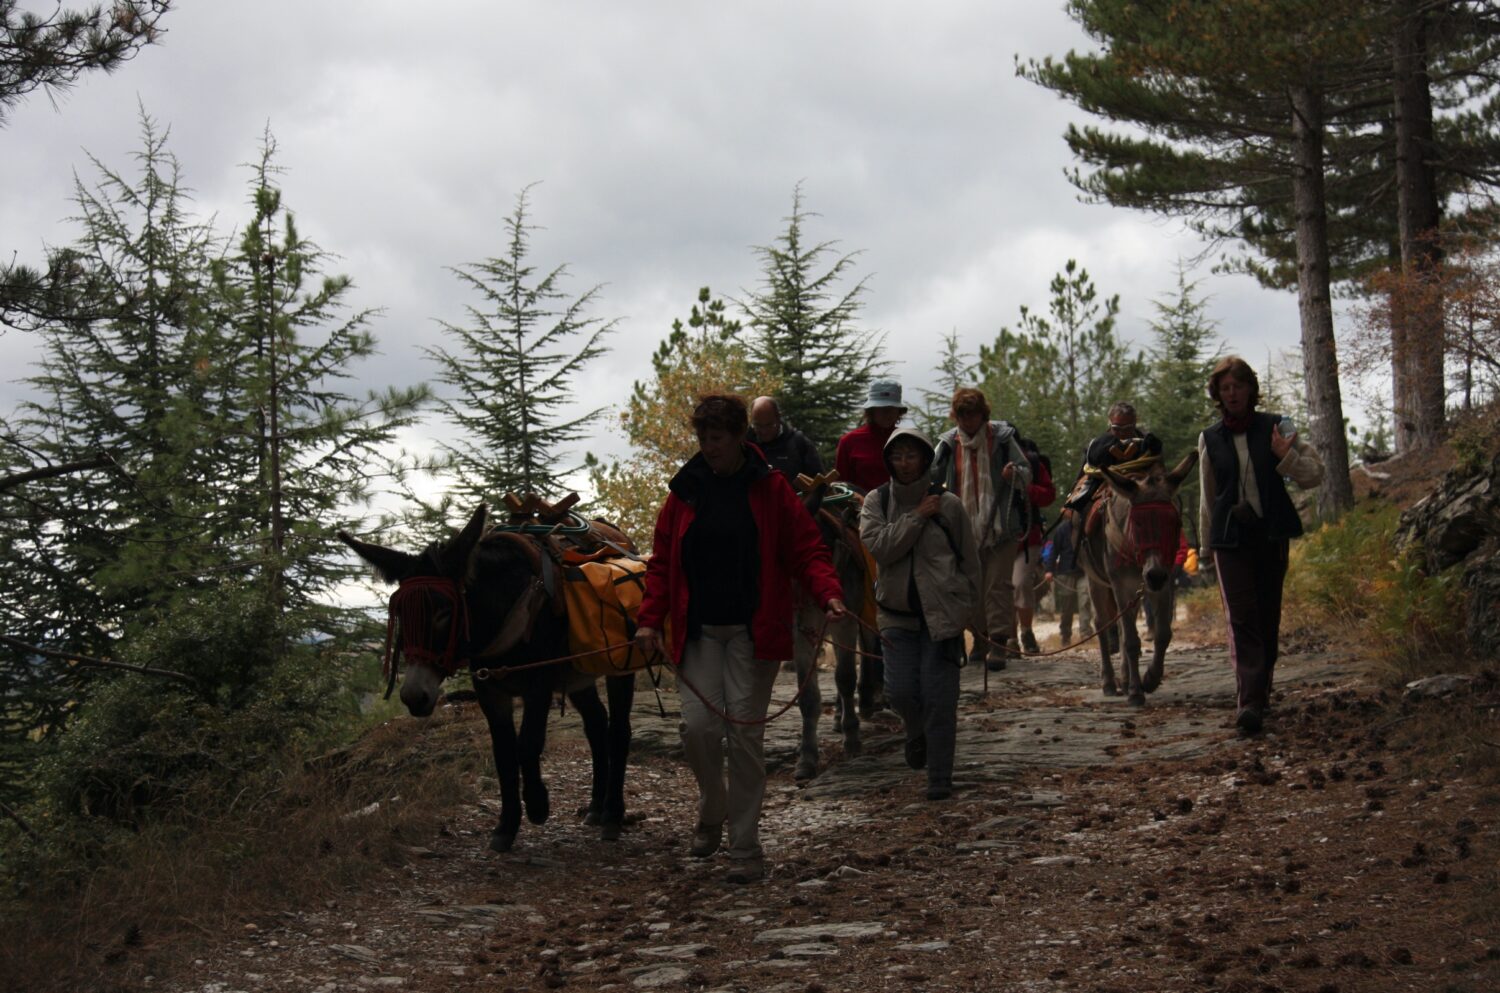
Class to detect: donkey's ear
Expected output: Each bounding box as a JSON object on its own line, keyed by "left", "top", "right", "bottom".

{"left": 1100, "top": 466, "right": 1139, "bottom": 497}
{"left": 338, "top": 530, "right": 418, "bottom": 584}
{"left": 439, "top": 503, "right": 488, "bottom": 578}
{"left": 1165, "top": 451, "right": 1200, "bottom": 489}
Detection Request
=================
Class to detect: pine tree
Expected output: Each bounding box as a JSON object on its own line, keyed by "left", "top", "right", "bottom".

{"left": 588, "top": 287, "right": 779, "bottom": 544}
{"left": 1137, "top": 268, "right": 1224, "bottom": 533}
{"left": 214, "top": 132, "right": 430, "bottom": 618}
{"left": 978, "top": 260, "right": 1146, "bottom": 484}
{"left": 1021, "top": 0, "right": 1388, "bottom": 516}
{"left": 0, "top": 1, "right": 171, "bottom": 127}
{"left": 0, "top": 118, "right": 427, "bottom": 797}
{"left": 913, "top": 331, "right": 976, "bottom": 439}
{"left": 428, "top": 186, "right": 615, "bottom": 502}
{"left": 742, "top": 184, "right": 885, "bottom": 461}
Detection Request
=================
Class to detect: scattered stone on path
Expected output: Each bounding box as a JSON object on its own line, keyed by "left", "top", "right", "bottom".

{"left": 782, "top": 942, "right": 840, "bottom": 957}
{"left": 1404, "top": 674, "right": 1481, "bottom": 700}
{"left": 630, "top": 964, "right": 692, "bottom": 988}
{"left": 957, "top": 840, "right": 1019, "bottom": 853}
{"left": 897, "top": 941, "right": 952, "bottom": 952}
{"left": 635, "top": 943, "right": 711, "bottom": 960}
{"left": 1029, "top": 855, "right": 1079, "bottom": 866}
{"left": 328, "top": 944, "right": 379, "bottom": 964}
{"left": 826, "top": 864, "right": 866, "bottom": 879}
{"left": 754, "top": 922, "right": 885, "bottom": 944}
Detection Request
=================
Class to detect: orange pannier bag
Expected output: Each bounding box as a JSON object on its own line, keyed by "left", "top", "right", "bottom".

{"left": 560, "top": 547, "right": 653, "bottom": 676}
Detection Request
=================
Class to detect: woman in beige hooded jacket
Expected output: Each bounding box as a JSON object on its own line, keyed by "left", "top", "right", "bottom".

{"left": 859, "top": 427, "right": 981, "bottom": 799}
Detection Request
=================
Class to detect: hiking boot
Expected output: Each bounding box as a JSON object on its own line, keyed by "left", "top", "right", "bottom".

{"left": 724, "top": 857, "right": 765, "bottom": 884}
{"left": 1020, "top": 629, "right": 1040, "bottom": 654}
{"left": 904, "top": 733, "right": 928, "bottom": 770}
{"left": 689, "top": 821, "right": 723, "bottom": 858}
{"left": 985, "top": 634, "right": 1009, "bottom": 671}
{"left": 1235, "top": 706, "right": 1264, "bottom": 736}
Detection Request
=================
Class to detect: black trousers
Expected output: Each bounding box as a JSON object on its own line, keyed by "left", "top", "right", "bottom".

{"left": 1213, "top": 524, "right": 1290, "bottom": 711}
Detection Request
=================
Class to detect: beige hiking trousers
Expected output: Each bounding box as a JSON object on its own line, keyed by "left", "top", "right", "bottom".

{"left": 679, "top": 624, "right": 781, "bottom": 862}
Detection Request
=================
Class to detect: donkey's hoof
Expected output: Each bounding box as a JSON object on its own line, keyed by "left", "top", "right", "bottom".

{"left": 1128, "top": 692, "right": 1146, "bottom": 707}
{"left": 1143, "top": 669, "right": 1163, "bottom": 693}
{"left": 582, "top": 808, "right": 602, "bottom": 827}
{"left": 489, "top": 830, "right": 516, "bottom": 854}
{"left": 843, "top": 737, "right": 862, "bottom": 758}
{"left": 794, "top": 757, "right": 818, "bottom": 782}
{"left": 523, "top": 784, "right": 550, "bottom": 825}
{"left": 600, "top": 821, "right": 622, "bottom": 842}
{"left": 1102, "top": 684, "right": 1121, "bottom": 697}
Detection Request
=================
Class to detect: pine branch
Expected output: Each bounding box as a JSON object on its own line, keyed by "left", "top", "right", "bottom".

{"left": 0, "top": 452, "right": 114, "bottom": 493}
{"left": 0, "top": 635, "right": 197, "bottom": 688}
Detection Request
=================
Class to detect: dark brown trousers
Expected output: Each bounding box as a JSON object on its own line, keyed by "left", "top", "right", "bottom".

{"left": 1214, "top": 524, "right": 1290, "bottom": 711}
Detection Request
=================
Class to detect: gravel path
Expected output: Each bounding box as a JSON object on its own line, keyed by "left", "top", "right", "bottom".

{"left": 166, "top": 630, "right": 1500, "bottom": 993}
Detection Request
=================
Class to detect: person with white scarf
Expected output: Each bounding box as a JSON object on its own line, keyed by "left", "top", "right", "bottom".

{"left": 930, "top": 387, "right": 1032, "bottom": 671}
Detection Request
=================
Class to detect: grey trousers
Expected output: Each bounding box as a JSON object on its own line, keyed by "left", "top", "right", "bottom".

{"left": 882, "top": 626, "right": 962, "bottom": 788}
{"left": 679, "top": 625, "right": 780, "bottom": 861}
{"left": 972, "top": 539, "right": 1019, "bottom": 652}
{"left": 1054, "top": 573, "right": 1094, "bottom": 639}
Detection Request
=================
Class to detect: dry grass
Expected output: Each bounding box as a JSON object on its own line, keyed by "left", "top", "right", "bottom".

{"left": 0, "top": 710, "right": 489, "bottom": 993}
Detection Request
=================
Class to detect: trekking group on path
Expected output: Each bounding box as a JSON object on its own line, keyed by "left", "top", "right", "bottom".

{"left": 633, "top": 355, "right": 1323, "bottom": 883}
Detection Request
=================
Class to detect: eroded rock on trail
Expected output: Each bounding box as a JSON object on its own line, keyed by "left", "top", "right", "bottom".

{"left": 1398, "top": 449, "right": 1500, "bottom": 657}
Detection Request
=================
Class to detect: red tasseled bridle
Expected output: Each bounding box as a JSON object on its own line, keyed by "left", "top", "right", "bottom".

{"left": 384, "top": 575, "right": 470, "bottom": 681}
{"left": 1122, "top": 500, "right": 1182, "bottom": 569}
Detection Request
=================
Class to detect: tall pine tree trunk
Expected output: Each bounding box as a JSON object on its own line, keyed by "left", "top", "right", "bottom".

{"left": 1393, "top": 1, "right": 1446, "bottom": 450}
{"left": 1289, "top": 82, "right": 1354, "bottom": 518}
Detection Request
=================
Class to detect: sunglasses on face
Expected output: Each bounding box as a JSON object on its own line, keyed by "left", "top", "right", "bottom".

{"left": 1108, "top": 422, "right": 1137, "bottom": 433}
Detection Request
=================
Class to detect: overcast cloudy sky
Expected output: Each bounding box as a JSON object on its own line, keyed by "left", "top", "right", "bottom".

{"left": 3, "top": 1, "right": 1310, "bottom": 480}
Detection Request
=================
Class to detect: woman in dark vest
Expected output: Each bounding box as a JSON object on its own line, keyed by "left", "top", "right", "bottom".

{"left": 1196, "top": 356, "right": 1324, "bottom": 735}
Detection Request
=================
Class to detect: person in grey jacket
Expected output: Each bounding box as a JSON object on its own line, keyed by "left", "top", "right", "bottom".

{"left": 860, "top": 427, "right": 981, "bottom": 801}
{"left": 930, "top": 388, "right": 1031, "bottom": 671}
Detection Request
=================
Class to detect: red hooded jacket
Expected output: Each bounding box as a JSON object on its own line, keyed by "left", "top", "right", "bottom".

{"left": 638, "top": 447, "right": 843, "bottom": 664}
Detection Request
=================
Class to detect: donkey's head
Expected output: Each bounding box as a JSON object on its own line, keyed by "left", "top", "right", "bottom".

{"left": 338, "top": 505, "right": 489, "bottom": 717}
{"left": 1101, "top": 451, "right": 1199, "bottom": 591}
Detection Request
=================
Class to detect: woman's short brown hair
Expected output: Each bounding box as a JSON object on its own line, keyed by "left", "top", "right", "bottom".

{"left": 1207, "top": 356, "right": 1260, "bottom": 412}
{"left": 950, "top": 387, "right": 991, "bottom": 420}
{"left": 691, "top": 393, "right": 749, "bottom": 436}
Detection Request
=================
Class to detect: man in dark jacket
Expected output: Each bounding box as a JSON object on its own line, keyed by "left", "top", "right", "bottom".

{"left": 1043, "top": 517, "right": 1092, "bottom": 644}
{"left": 750, "top": 396, "right": 823, "bottom": 483}
{"left": 1063, "top": 401, "right": 1164, "bottom": 517}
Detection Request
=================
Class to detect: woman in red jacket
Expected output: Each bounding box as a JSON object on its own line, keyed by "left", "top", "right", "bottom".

{"left": 635, "top": 394, "right": 845, "bottom": 884}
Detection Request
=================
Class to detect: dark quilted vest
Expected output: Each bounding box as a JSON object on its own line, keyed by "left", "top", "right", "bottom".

{"left": 1202, "top": 411, "right": 1304, "bottom": 549}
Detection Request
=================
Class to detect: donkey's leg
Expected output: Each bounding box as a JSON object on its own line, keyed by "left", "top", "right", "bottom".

{"left": 600, "top": 673, "right": 636, "bottom": 839}
{"left": 834, "top": 635, "right": 862, "bottom": 757}
{"left": 517, "top": 682, "right": 552, "bottom": 826}
{"left": 1143, "top": 584, "right": 1174, "bottom": 694}
{"left": 478, "top": 689, "right": 523, "bottom": 852}
{"left": 568, "top": 679, "right": 609, "bottom": 826}
{"left": 1116, "top": 576, "right": 1146, "bottom": 706}
{"left": 792, "top": 605, "right": 823, "bottom": 782}
{"left": 1089, "top": 577, "right": 1121, "bottom": 696}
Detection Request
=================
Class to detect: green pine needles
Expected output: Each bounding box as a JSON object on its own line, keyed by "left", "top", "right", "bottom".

{"left": 427, "top": 185, "right": 616, "bottom": 501}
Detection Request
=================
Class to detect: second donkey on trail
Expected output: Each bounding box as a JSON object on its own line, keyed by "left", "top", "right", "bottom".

{"left": 1076, "top": 451, "right": 1198, "bottom": 706}
{"left": 791, "top": 481, "right": 881, "bottom": 781}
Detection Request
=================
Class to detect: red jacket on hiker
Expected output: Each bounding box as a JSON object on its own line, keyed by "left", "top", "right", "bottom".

{"left": 835, "top": 422, "right": 896, "bottom": 492}
{"left": 638, "top": 451, "right": 843, "bottom": 665}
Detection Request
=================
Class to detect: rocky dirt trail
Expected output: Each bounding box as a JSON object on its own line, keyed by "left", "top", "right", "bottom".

{"left": 170, "top": 627, "right": 1499, "bottom": 993}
